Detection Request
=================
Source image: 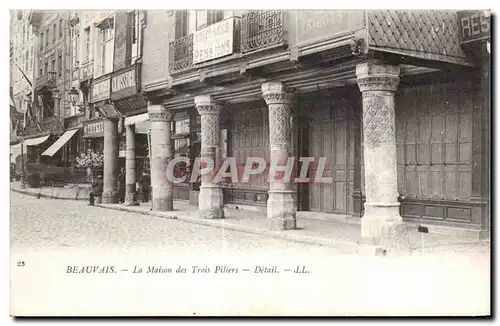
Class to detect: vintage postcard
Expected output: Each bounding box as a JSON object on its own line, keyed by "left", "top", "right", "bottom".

{"left": 9, "top": 8, "right": 491, "bottom": 316}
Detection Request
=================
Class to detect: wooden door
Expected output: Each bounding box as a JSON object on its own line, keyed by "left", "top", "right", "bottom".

{"left": 395, "top": 82, "right": 474, "bottom": 207}
{"left": 303, "top": 94, "right": 355, "bottom": 214}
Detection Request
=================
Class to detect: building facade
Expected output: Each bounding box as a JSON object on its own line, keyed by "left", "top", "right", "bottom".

{"left": 10, "top": 10, "right": 490, "bottom": 247}
{"left": 140, "top": 10, "right": 490, "bottom": 242}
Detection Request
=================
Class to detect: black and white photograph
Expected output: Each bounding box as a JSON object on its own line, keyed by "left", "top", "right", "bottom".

{"left": 7, "top": 7, "right": 492, "bottom": 317}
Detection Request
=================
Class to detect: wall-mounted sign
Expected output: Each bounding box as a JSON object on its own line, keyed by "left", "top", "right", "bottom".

{"left": 90, "top": 77, "right": 110, "bottom": 103}
{"left": 193, "top": 17, "right": 234, "bottom": 64}
{"left": 83, "top": 119, "right": 104, "bottom": 138}
{"left": 458, "top": 10, "right": 491, "bottom": 45}
{"left": 111, "top": 65, "right": 139, "bottom": 101}
{"left": 295, "top": 11, "right": 365, "bottom": 45}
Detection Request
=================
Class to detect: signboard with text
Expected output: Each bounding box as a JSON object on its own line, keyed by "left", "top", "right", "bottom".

{"left": 111, "top": 65, "right": 138, "bottom": 101}
{"left": 193, "top": 17, "right": 234, "bottom": 64}
{"left": 90, "top": 76, "right": 110, "bottom": 103}
{"left": 458, "top": 10, "right": 491, "bottom": 45}
{"left": 294, "top": 11, "right": 365, "bottom": 46}
{"left": 83, "top": 119, "right": 104, "bottom": 138}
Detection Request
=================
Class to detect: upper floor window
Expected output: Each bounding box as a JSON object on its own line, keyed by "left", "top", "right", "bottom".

{"left": 53, "top": 24, "right": 57, "bottom": 41}
{"left": 130, "top": 10, "right": 140, "bottom": 63}
{"left": 72, "top": 25, "right": 80, "bottom": 67}
{"left": 175, "top": 11, "right": 188, "bottom": 39}
{"left": 45, "top": 30, "right": 49, "bottom": 47}
{"left": 100, "top": 20, "right": 114, "bottom": 74}
{"left": 59, "top": 19, "right": 63, "bottom": 38}
{"left": 131, "top": 10, "right": 139, "bottom": 44}
{"left": 84, "top": 27, "right": 90, "bottom": 62}
{"left": 58, "top": 55, "right": 62, "bottom": 76}
{"left": 196, "top": 10, "right": 224, "bottom": 30}
{"left": 40, "top": 32, "right": 44, "bottom": 49}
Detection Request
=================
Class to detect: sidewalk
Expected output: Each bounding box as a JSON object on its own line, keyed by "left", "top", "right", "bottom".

{"left": 10, "top": 181, "right": 91, "bottom": 200}
{"left": 11, "top": 181, "right": 489, "bottom": 255}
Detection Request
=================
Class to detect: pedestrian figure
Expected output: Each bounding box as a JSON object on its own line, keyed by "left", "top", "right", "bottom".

{"left": 138, "top": 171, "right": 151, "bottom": 203}
{"left": 118, "top": 167, "right": 126, "bottom": 204}
{"left": 89, "top": 175, "right": 103, "bottom": 206}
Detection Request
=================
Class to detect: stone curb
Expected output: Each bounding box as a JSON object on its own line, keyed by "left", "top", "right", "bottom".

{"left": 10, "top": 187, "right": 89, "bottom": 201}
{"left": 99, "top": 204, "right": 178, "bottom": 220}
{"left": 99, "top": 204, "right": 361, "bottom": 253}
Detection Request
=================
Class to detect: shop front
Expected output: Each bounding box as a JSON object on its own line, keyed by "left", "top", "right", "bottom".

{"left": 142, "top": 10, "right": 490, "bottom": 241}
{"left": 89, "top": 74, "right": 121, "bottom": 204}
{"left": 111, "top": 63, "right": 150, "bottom": 205}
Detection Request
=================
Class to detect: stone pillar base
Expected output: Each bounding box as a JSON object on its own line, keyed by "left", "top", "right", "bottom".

{"left": 125, "top": 184, "right": 139, "bottom": 206}
{"left": 102, "top": 191, "right": 119, "bottom": 204}
{"left": 198, "top": 186, "right": 224, "bottom": 219}
{"left": 153, "top": 197, "right": 174, "bottom": 212}
{"left": 267, "top": 190, "right": 296, "bottom": 230}
{"left": 361, "top": 202, "right": 411, "bottom": 254}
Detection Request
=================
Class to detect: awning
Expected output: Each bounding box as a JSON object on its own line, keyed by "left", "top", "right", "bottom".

{"left": 124, "top": 113, "right": 149, "bottom": 126}
{"left": 41, "top": 128, "right": 79, "bottom": 157}
{"left": 24, "top": 135, "right": 50, "bottom": 147}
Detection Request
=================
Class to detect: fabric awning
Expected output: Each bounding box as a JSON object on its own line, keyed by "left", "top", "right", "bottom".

{"left": 24, "top": 135, "right": 50, "bottom": 147}
{"left": 124, "top": 113, "right": 149, "bottom": 126}
{"left": 41, "top": 128, "right": 79, "bottom": 157}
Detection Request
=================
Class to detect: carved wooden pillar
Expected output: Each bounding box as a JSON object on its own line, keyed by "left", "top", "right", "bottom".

{"left": 262, "top": 82, "right": 296, "bottom": 230}
{"left": 102, "top": 117, "right": 119, "bottom": 204}
{"left": 194, "top": 95, "right": 224, "bottom": 219}
{"left": 356, "top": 61, "right": 408, "bottom": 249}
{"left": 148, "top": 103, "right": 173, "bottom": 211}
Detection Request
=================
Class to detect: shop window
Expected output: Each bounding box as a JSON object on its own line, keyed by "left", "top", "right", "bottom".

{"left": 174, "top": 119, "right": 190, "bottom": 134}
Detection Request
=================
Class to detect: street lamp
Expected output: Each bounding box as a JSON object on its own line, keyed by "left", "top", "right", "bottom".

{"left": 69, "top": 87, "right": 86, "bottom": 113}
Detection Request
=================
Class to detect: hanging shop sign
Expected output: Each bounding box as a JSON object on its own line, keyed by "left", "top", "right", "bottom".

{"left": 193, "top": 17, "right": 235, "bottom": 64}
{"left": 83, "top": 119, "right": 104, "bottom": 138}
{"left": 113, "top": 94, "right": 148, "bottom": 117}
{"left": 90, "top": 75, "right": 111, "bottom": 103}
{"left": 458, "top": 10, "right": 491, "bottom": 45}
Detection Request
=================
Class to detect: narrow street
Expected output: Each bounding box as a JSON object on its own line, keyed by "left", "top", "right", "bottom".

{"left": 10, "top": 192, "right": 491, "bottom": 316}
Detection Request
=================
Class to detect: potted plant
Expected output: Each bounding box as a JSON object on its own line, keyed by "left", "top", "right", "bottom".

{"left": 74, "top": 149, "right": 104, "bottom": 183}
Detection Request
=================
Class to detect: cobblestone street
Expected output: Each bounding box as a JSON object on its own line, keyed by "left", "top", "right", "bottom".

{"left": 10, "top": 191, "right": 344, "bottom": 257}
{"left": 10, "top": 191, "right": 491, "bottom": 316}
